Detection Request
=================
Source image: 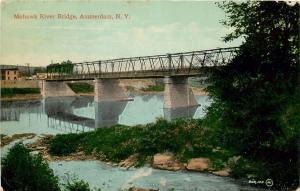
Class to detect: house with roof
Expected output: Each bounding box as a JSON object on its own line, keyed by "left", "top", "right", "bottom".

{"left": 0, "top": 68, "right": 20, "bottom": 81}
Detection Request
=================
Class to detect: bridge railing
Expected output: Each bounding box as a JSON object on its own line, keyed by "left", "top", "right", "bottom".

{"left": 46, "top": 47, "right": 239, "bottom": 80}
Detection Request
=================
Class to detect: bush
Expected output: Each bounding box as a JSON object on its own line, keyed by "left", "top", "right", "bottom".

{"left": 1, "top": 88, "right": 40, "bottom": 97}
{"left": 67, "top": 83, "right": 94, "bottom": 93}
{"left": 49, "top": 133, "right": 84, "bottom": 156}
{"left": 1, "top": 143, "right": 60, "bottom": 191}
{"left": 64, "top": 179, "right": 92, "bottom": 191}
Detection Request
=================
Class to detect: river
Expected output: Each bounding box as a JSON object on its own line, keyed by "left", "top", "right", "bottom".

{"left": 0, "top": 94, "right": 261, "bottom": 191}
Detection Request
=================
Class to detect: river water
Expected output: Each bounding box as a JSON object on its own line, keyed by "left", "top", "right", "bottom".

{"left": 0, "top": 94, "right": 211, "bottom": 135}
{"left": 0, "top": 94, "right": 259, "bottom": 191}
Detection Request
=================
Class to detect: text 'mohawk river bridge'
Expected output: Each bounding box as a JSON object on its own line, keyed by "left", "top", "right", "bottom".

{"left": 41, "top": 47, "right": 239, "bottom": 109}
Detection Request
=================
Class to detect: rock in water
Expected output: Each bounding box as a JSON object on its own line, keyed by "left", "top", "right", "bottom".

{"left": 152, "top": 153, "right": 184, "bottom": 171}
{"left": 186, "top": 158, "right": 211, "bottom": 171}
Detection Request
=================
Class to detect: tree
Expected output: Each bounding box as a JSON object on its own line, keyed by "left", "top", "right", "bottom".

{"left": 46, "top": 60, "right": 74, "bottom": 74}
{"left": 205, "top": 1, "right": 299, "bottom": 188}
{"left": 1, "top": 143, "right": 61, "bottom": 191}
{"left": 1, "top": 143, "right": 104, "bottom": 191}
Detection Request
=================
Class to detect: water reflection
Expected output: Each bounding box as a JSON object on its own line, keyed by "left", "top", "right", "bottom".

{"left": 44, "top": 97, "right": 129, "bottom": 129}
{"left": 164, "top": 106, "right": 198, "bottom": 120}
{"left": 45, "top": 97, "right": 95, "bottom": 132}
{"left": 0, "top": 100, "right": 42, "bottom": 121}
{"left": 1, "top": 95, "right": 211, "bottom": 135}
{"left": 95, "top": 100, "right": 128, "bottom": 128}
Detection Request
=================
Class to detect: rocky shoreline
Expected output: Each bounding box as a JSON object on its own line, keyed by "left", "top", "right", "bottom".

{"left": 1, "top": 133, "right": 36, "bottom": 147}
{"left": 23, "top": 135, "right": 235, "bottom": 178}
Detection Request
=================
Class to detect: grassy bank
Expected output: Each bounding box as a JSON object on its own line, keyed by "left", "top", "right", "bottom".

{"left": 0, "top": 88, "right": 40, "bottom": 97}
{"left": 48, "top": 118, "right": 263, "bottom": 176}
{"left": 67, "top": 82, "right": 94, "bottom": 93}
{"left": 47, "top": 117, "right": 298, "bottom": 189}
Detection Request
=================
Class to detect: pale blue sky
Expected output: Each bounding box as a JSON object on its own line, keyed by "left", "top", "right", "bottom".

{"left": 1, "top": 0, "right": 241, "bottom": 67}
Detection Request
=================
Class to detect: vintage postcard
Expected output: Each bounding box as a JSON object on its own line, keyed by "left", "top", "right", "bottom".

{"left": 0, "top": 1, "right": 299, "bottom": 191}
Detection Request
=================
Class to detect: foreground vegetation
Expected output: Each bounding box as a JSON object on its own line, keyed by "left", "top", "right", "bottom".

{"left": 1, "top": 88, "right": 40, "bottom": 97}
{"left": 204, "top": 1, "right": 299, "bottom": 189}
{"left": 49, "top": 119, "right": 217, "bottom": 164}
{"left": 1, "top": 143, "right": 101, "bottom": 191}
{"left": 67, "top": 82, "right": 94, "bottom": 93}
{"left": 48, "top": 118, "right": 265, "bottom": 180}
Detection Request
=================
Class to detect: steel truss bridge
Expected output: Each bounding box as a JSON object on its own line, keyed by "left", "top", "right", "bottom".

{"left": 46, "top": 47, "right": 239, "bottom": 81}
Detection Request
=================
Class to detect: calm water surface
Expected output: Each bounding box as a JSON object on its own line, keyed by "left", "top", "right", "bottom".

{"left": 0, "top": 94, "right": 211, "bottom": 135}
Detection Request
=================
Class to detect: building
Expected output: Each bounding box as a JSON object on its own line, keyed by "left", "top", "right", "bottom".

{"left": 0, "top": 68, "right": 20, "bottom": 80}
{"left": 36, "top": 73, "right": 48, "bottom": 80}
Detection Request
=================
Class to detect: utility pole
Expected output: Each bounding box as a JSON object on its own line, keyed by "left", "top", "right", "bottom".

{"left": 26, "top": 63, "right": 30, "bottom": 76}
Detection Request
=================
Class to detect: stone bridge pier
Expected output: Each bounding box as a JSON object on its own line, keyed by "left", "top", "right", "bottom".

{"left": 163, "top": 76, "right": 198, "bottom": 108}
{"left": 40, "top": 80, "right": 76, "bottom": 98}
{"left": 94, "top": 79, "right": 129, "bottom": 102}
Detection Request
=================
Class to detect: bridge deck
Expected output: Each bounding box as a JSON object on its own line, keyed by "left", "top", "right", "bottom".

{"left": 46, "top": 68, "right": 215, "bottom": 81}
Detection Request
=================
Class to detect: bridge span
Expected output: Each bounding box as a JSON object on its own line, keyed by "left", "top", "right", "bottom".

{"left": 41, "top": 47, "right": 238, "bottom": 108}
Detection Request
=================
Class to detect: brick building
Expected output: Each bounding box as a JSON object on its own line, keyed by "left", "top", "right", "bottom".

{"left": 0, "top": 68, "right": 20, "bottom": 80}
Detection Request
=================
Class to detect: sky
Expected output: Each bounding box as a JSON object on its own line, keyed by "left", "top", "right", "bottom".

{"left": 1, "top": 0, "right": 241, "bottom": 67}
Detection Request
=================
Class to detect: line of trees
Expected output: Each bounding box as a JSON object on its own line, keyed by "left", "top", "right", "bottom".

{"left": 46, "top": 60, "right": 74, "bottom": 74}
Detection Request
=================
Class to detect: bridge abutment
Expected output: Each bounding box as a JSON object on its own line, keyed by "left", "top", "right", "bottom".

{"left": 41, "top": 80, "right": 76, "bottom": 98}
{"left": 163, "top": 76, "right": 198, "bottom": 108}
{"left": 94, "top": 79, "right": 129, "bottom": 102}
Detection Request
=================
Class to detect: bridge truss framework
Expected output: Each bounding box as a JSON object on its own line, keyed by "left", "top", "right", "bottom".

{"left": 46, "top": 47, "right": 239, "bottom": 81}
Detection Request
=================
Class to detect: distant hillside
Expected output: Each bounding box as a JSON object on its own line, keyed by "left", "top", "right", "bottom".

{"left": 0, "top": 65, "right": 46, "bottom": 74}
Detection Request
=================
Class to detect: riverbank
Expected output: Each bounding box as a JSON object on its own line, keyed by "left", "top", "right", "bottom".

{"left": 1, "top": 115, "right": 285, "bottom": 190}
{"left": 0, "top": 86, "right": 207, "bottom": 101}
{"left": 1, "top": 133, "right": 36, "bottom": 147}
{"left": 25, "top": 133, "right": 232, "bottom": 178}
{"left": 23, "top": 119, "right": 261, "bottom": 182}
{"left": 0, "top": 93, "right": 42, "bottom": 101}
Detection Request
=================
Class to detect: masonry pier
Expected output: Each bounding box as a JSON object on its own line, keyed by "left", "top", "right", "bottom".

{"left": 94, "top": 79, "right": 129, "bottom": 102}
{"left": 41, "top": 81, "right": 76, "bottom": 98}
{"left": 163, "top": 76, "right": 198, "bottom": 108}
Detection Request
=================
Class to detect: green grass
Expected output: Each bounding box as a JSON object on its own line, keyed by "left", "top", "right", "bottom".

{"left": 67, "top": 82, "right": 94, "bottom": 93}
{"left": 1, "top": 88, "right": 40, "bottom": 97}
{"left": 48, "top": 118, "right": 275, "bottom": 183}
{"left": 48, "top": 118, "right": 238, "bottom": 170}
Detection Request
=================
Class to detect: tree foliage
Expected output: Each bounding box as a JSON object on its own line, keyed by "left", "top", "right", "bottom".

{"left": 1, "top": 143, "right": 61, "bottom": 191}
{"left": 46, "top": 60, "right": 74, "bottom": 74}
{"left": 1, "top": 143, "right": 103, "bottom": 191}
{"left": 205, "top": 1, "right": 299, "bottom": 188}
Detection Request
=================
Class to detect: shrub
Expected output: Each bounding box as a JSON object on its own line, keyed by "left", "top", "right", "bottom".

{"left": 67, "top": 83, "right": 94, "bottom": 93}
{"left": 49, "top": 133, "right": 84, "bottom": 156}
{"left": 63, "top": 176, "right": 101, "bottom": 191}
{"left": 1, "top": 88, "right": 40, "bottom": 97}
{"left": 1, "top": 143, "right": 60, "bottom": 191}
{"left": 64, "top": 179, "right": 91, "bottom": 191}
